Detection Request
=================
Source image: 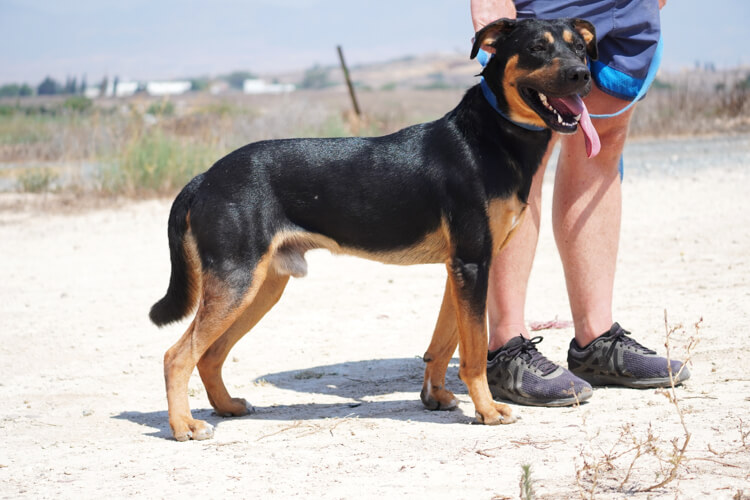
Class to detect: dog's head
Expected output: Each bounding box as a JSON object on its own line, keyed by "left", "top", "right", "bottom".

{"left": 471, "top": 18, "right": 600, "bottom": 155}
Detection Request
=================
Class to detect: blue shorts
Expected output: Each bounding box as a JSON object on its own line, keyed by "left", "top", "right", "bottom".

{"left": 514, "top": 0, "right": 661, "bottom": 101}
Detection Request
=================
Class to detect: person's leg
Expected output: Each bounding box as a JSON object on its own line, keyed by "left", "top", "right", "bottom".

{"left": 486, "top": 139, "right": 555, "bottom": 351}
{"left": 557, "top": 86, "right": 691, "bottom": 387}
{"left": 485, "top": 137, "right": 593, "bottom": 407}
{"left": 552, "top": 85, "right": 633, "bottom": 348}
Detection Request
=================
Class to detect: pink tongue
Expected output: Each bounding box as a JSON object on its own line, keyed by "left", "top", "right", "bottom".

{"left": 547, "top": 95, "right": 601, "bottom": 158}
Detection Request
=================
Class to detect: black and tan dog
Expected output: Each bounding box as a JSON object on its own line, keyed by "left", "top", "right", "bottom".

{"left": 150, "top": 18, "right": 599, "bottom": 441}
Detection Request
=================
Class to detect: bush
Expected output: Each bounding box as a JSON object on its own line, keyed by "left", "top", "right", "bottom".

{"left": 223, "top": 71, "right": 256, "bottom": 90}
{"left": 0, "top": 104, "right": 16, "bottom": 117}
{"left": 0, "top": 83, "right": 33, "bottom": 97}
{"left": 16, "top": 168, "right": 57, "bottom": 192}
{"left": 103, "top": 129, "right": 220, "bottom": 194}
{"left": 63, "top": 96, "right": 93, "bottom": 113}
{"left": 146, "top": 100, "right": 175, "bottom": 116}
{"left": 299, "top": 65, "right": 335, "bottom": 90}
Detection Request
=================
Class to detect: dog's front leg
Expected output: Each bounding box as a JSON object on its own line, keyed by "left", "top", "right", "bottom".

{"left": 421, "top": 278, "right": 460, "bottom": 411}
{"left": 447, "top": 256, "right": 516, "bottom": 425}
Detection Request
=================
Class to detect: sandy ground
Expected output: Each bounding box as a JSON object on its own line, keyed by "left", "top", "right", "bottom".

{"left": 1, "top": 135, "right": 749, "bottom": 499}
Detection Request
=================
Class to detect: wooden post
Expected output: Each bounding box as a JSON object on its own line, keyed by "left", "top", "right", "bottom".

{"left": 337, "top": 45, "right": 361, "bottom": 117}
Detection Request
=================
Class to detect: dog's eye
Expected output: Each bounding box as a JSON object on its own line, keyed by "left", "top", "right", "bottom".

{"left": 530, "top": 44, "right": 546, "bottom": 53}
{"left": 575, "top": 41, "right": 585, "bottom": 52}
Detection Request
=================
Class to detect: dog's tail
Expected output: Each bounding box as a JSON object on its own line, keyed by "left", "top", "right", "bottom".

{"left": 149, "top": 175, "right": 203, "bottom": 327}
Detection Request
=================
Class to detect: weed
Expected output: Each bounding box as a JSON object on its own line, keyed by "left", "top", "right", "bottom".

{"left": 16, "top": 168, "right": 57, "bottom": 192}
{"left": 574, "top": 311, "right": 700, "bottom": 498}
{"left": 2, "top": 73, "right": 748, "bottom": 195}
{"left": 63, "top": 96, "right": 93, "bottom": 114}
{"left": 102, "top": 128, "right": 220, "bottom": 195}
{"left": 519, "top": 464, "right": 535, "bottom": 500}
{"left": 146, "top": 100, "right": 175, "bottom": 117}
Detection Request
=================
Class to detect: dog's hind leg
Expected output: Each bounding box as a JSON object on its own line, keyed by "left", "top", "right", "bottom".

{"left": 197, "top": 268, "right": 290, "bottom": 418}
{"left": 163, "top": 259, "right": 272, "bottom": 441}
{"left": 421, "top": 278, "right": 460, "bottom": 411}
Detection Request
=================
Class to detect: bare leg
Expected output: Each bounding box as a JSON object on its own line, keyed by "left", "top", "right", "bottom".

{"left": 553, "top": 86, "right": 635, "bottom": 347}
{"left": 486, "top": 139, "right": 557, "bottom": 350}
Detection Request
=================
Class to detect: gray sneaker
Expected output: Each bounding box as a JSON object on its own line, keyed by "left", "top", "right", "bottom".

{"left": 567, "top": 322, "right": 691, "bottom": 388}
{"left": 487, "top": 335, "right": 593, "bottom": 407}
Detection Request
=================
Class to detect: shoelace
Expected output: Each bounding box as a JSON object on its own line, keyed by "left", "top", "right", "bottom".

{"left": 505, "top": 336, "right": 559, "bottom": 376}
{"left": 608, "top": 326, "right": 656, "bottom": 355}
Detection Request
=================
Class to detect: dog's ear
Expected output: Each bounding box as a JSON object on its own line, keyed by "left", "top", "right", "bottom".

{"left": 571, "top": 18, "right": 598, "bottom": 61}
{"left": 470, "top": 18, "right": 517, "bottom": 59}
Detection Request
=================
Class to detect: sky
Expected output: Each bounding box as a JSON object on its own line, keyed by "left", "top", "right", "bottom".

{"left": 1, "top": 0, "right": 748, "bottom": 86}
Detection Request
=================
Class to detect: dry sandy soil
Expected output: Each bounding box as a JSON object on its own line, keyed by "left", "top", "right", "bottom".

{"left": 1, "top": 135, "right": 749, "bottom": 499}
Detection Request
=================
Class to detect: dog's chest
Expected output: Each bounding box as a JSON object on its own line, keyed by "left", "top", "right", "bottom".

{"left": 487, "top": 196, "right": 527, "bottom": 255}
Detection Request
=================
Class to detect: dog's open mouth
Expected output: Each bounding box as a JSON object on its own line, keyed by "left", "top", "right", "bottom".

{"left": 521, "top": 87, "right": 601, "bottom": 158}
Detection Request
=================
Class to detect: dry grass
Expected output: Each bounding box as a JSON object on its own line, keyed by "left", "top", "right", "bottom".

{"left": 1, "top": 70, "right": 748, "bottom": 194}
{"left": 573, "top": 312, "right": 702, "bottom": 498}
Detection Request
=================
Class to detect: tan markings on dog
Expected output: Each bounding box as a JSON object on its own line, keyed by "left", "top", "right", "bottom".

{"left": 197, "top": 268, "right": 289, "bottom": 417}
{"left": 183, "top": 213, "right": 203, "bottom": 316}
{"left": 563, "top": 29, "right": 574, "bottom": 44}
{"left": 165, "top": 251, "right": 275, "bottom": 440}
{"left": 575, "top": 24, "right": 595, "bottom": 46}
{"left": 544, "top": 31, "right": 554, "bottom": 44}
{"left": 445, "top": 270, "right": 514, "bottom": 425}
{"left": 476, "top": 21, "right": 514, "bottom": 55}
{"left": 487, "top": 196, "right": 527, "bottom": 256}
{"left": 270, "top": 219, "right": 451, "bottom": 274}
{"left": 421, "top": 278, "right": 460, "bottom": 410}
{"left": 503, "top": 55, "right": 547, "bottom": 128}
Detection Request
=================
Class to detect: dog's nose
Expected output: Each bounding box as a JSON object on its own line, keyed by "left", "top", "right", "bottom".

{"left": 566, "top": 66, "right": 591, "bottom": 83}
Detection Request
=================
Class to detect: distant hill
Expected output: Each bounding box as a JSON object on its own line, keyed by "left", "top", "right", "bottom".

{"left": 266, "top": 52, "right": 480, "bottom": 91}
{"left": 264, "top": 52, "right": 750, "bottom": 93}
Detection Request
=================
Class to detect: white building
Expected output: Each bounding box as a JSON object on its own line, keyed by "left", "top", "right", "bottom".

{"left": 146, "top": 81, "right": 192, "bottom": 96}
{"left": 115, "top": 81, "right": 139, "bottom": 97}
{"left": 243, "top": 78, "right": 295, "bottom": 94}
{"left": 84, "top": 86, "right": 101, "bottom": 99}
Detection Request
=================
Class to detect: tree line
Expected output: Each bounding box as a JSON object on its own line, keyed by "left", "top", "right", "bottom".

{"left": 1, "top": 64, "right": 342, "bottom": 99}
{"left": 0, "top": 75, "right": 91, "bottom": 98}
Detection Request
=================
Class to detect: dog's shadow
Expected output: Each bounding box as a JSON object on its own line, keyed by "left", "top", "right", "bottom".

{"left": 115, "top": 357, "right": 468, "bottom": 439}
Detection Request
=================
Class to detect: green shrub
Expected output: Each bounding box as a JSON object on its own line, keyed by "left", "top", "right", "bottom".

{"left": 146, "top": 100, "right": 175, "bottom": 116}
{"left": 16, "top": 168, "right": 57, "bottom": 192}
{"left": 0, "top": 104, "right": 16, "bottom": 117}
{"left": 103, "top": 129, "right": 220, "bottom": 194}
{"left": 63, "top": 96, "right": 93, "bottom": 113}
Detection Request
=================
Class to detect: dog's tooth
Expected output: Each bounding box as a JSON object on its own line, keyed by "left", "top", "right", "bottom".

{"left": 574, "top": 114, "right": 582, "bottom": 121}
{"left": 539, "top": 93, "right": 548, "bottom": 104}
{"left": 557, "top": 114, "right": 563, "bottom": 124}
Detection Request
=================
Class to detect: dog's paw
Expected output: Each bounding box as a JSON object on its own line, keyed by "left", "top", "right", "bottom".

{"left": 213, "top": 397, "right": 255, "bottom": 418}
{"left": 173, "top": 419, "right": 214, "bottom": 441}
{"left": 420, "top": 386, "right": 459, "bottom": 411}
{"left": 475, "top": 405, "right": 517, "bottom": 425}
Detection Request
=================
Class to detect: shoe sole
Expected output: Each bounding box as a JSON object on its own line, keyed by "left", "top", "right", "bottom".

{"left": 490, "top": 386, "right": 593, "bottom": 407}
{"left": 574, "top": 368, "right": 690, "bottom": 389}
